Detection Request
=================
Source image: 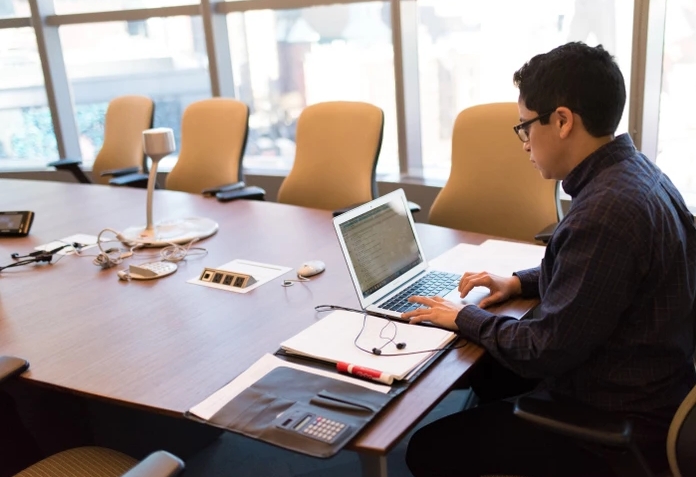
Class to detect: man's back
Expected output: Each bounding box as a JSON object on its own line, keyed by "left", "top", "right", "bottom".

{"left": 544, "top": 133, "right": 696, "bottom": 414}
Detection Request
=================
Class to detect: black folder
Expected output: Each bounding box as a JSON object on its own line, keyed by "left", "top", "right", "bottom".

{"left": 202, "top": 366, "right": 393, "bottom": 457}
{"left": 185, "top": 344, "right": 454, "bottom": 458}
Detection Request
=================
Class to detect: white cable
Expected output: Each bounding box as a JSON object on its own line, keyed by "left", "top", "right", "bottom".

{"left": 93, "top": 228, "right": 140, "bottom": 269}
{"left": 158, "top": 238, "right": 207, "bottom": 263}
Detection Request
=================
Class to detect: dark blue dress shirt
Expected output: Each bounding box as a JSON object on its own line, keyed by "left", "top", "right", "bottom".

{"left": 456, "top": 134, "right": 696, "bottom": 418}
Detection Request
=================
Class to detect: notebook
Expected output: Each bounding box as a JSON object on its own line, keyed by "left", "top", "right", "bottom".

{"left": 332, "top": 189, "right": 487, "bottom": 321}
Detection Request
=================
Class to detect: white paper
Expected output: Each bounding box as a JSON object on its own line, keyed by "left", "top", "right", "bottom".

{"left": 429, "top": 239, "right": 545, "bottom": 277}
{"left": 35, "top": 234, "right": 102, "bottom": 255}
{"left": 280, "top": 310, "right": 456, "bottom": 380}
{"left": 188, "top": 353, "right": 389, "bottom": 421}
{"left": 187, "top": 259, "right": 292, "bottom": 293}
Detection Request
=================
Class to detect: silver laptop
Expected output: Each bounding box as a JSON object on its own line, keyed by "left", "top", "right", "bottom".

{"left": 333, "top": 189, "right": 484, "bottom": 321}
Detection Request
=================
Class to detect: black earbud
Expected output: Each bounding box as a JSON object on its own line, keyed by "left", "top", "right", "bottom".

{"left": 10, "top": 244, "right": 72, "bottom": 261}
{"left": 371, "top": 341, "right": 407, "bottom": 355}
{"left": 11, "top": 250, "right": 45, "bottom": 260}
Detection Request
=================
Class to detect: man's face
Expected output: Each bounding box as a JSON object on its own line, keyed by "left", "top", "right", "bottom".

{"left": 517, "top": 99, "right": 562, "bottom": 180}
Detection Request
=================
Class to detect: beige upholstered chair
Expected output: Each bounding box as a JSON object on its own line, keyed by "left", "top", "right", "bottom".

{"left": 1, "top": 356, "right": 184, "bottom": 477}
{"left": 429, "top": 102, "right": 559, "bottom": 243}
{"left": 114, "top": 98, "right": 264, "bottom": 200}
{"left": 48, "top": 95, "right": 154, "bottom": 186}
{"left": 514, "top": 380, "right": 696, "bottom": 477}
{"left": 14, "top": 447, "right": 183, "bottom": 477}
{"left": 277, "top": 101, "right": 384, "bottom": 211}
{"left": 167, "top": 98, "right": 258, "bottom": 197}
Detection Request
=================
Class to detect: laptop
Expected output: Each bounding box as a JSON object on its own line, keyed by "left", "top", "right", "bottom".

{"left": 332, "top": 189, "right": 485, "bottom": 321}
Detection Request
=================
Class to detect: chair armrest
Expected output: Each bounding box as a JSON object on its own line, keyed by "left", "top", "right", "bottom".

{"left": 47, "top": 158, "right": 83, "bottom": 168}
{"left": 109, "top": 173, "right": 150, "bottom": 189}
{"left": 216, "top": 186, "right": 265, "bottom": 202}
{"left": 202, "top": 181, "right": 245, "bottom": 197}
{"left": 333, "top": 200, "right": 422, "bottom": 217}
{"left": 332, "top": 203, "right": 363, "bottom": 217}
{"left": 514, "top": 395, "right": 634, "bottom": 447}
{"left": 100, "top": 166, "right": 141, "bottom": 178}
{"left": 534, "top": 223, "right": 558, "bottom": 243}
{"left": 121, "top": 450, "right": 184, "bottom": 477}
{"left": 47, "top": 158, "right": 91, "bottom": 184}
{"left": 0, "top": 356, "right": 29, "bottom": 383}
{"left": 407, "top": 201, "right": 421, "bottom": 214}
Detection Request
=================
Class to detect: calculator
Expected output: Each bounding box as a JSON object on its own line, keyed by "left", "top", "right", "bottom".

{"left": 274, "top": 409, "right": 350, "bottom": 444}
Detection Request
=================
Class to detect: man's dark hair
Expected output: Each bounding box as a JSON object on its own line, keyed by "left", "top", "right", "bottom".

{"left": 513, "top": 42, "right": 626, "bottom": 137}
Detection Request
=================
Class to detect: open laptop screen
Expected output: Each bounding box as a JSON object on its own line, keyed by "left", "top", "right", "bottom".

{"left": 338, "top": 196, "right": 423, "bottom": 298}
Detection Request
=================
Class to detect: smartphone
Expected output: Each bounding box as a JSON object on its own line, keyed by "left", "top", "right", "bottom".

{"left": 0, "top": 211, "right": 35, "bottom": 237}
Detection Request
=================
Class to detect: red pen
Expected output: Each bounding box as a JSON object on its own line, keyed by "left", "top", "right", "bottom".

{"left": 336, "top": 361, "right": 394, "bottom": 385}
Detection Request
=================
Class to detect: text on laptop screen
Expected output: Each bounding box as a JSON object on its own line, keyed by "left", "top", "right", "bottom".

{"left": 339, "top": 200, "right": 423, "bottom": 298}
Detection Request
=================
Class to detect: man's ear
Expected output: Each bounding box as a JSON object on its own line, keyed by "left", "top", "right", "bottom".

{"left": 555, "top": 106, "right": 574, "bottom": 139}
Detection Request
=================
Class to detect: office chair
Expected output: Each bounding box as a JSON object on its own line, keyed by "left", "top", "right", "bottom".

{"left": 1, "top": 356, "right": 184, "bottom": 477}
{"left": 276, "top": 101, "right": 420, "bottom": 215}
{"left": 48, "top": 95, "right": 154, "bottom": 187}
{"left": 115, "top": 98, "right": 265, "bottom": 200}
{"left": 429, "top": 102, "right": 559, "bottom": 243}
{"left": 514, "top": 379, "right": 696, "bottom": 476}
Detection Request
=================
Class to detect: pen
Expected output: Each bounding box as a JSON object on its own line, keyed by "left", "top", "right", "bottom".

{"left": 336, "top": 361, "right": 394, "bottom": 385}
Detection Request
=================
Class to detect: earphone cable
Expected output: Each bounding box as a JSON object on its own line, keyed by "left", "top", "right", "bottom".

{"left": 314, "top": 304, "right": 467, "bottom": 357}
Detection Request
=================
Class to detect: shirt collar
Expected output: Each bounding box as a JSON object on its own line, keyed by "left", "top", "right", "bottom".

{"left": 562, "top": 133, "right": 636, "bottom": 198}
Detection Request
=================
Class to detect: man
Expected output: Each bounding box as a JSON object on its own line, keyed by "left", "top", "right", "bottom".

{"left": 404, "top": 42, "right": 696, "bottom": 477}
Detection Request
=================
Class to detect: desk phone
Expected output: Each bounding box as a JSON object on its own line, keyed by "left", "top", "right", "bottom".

{"left": 275, "top": 409, "right": 350, "bottom": 444}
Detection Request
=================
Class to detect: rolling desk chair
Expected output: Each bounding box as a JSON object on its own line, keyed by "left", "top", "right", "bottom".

{"left": 115, "top": 98, "right": 265, "bottom": 200}
{"left": 48, "top": 96, "right": 154, "bottom": 187}
{"left": 429, "top": 102, "right": 559, "bottom": 243}
{"left": 514, "top": 381, "right": 696, "bottom": 477}
{"left": 1, "top": 356, "right": 184, "bottom": 477}
{"left": 276, "top": 101, "right": 420, "bottom": 216}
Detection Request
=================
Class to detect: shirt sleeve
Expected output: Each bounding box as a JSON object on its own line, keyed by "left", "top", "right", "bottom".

{"left": 513, "top": 266, "right": 541, "bottom": 298}
{"left": 455, "top": 206, "right": 645, "bottom": 379}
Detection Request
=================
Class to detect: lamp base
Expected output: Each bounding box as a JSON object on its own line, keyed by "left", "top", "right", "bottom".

{"left": 121, "top": 217, "right": 219, "bottom": 247}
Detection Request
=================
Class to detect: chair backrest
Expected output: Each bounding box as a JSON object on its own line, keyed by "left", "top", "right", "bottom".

{"left": 667, "top": 383, "right": 696, "bottom": 477}
{"left": 277, "top": 101, "right": 383, "bottom": 211}
{"left": 92, "top": 95, "right": 154, "bottom": 185}
{"left": 429, "top": 102, "right": 559, "bottom": 243}
{"left": 165, "top": 98, "right": 249, "bottom": 194}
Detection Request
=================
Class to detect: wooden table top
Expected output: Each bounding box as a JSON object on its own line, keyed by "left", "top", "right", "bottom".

{"left": 0, "top": 178, "right": 538, "bottom": 455}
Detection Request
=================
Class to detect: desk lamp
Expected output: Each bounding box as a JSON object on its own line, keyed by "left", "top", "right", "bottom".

{"left": 121, "top": 128, "right": 218, "bottom": 247}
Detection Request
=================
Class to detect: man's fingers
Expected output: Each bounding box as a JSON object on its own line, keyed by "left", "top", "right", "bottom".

{"left": 407, "top": 295, "right": 437, "bottom": 305}
{"left": 478, "top": 292, "right": 503, "bottom": 309}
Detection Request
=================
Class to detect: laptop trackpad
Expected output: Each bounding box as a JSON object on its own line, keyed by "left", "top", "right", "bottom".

{"left": 442, "top": 286, "right": 488, "bottom": 306}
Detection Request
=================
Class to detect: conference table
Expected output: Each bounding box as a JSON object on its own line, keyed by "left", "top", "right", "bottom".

{"left": 0, "top": 179, "right": 538, "bottom": 477}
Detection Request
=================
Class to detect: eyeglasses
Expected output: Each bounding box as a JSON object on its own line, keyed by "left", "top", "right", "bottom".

{"left": 513, "top": 110, "right": 555, "bottom": 142}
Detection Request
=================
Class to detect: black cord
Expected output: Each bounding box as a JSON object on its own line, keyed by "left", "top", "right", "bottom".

{"left": 315, "top": 304, "right": 467, "bottom": 357}
{"left": 0, "top": 244, "right": 70, "bottom": 272}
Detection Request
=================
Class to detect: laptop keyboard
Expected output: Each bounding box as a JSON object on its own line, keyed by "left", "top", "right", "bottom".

{"left": 381, "top": 271, "right": 461, "bottom": 313}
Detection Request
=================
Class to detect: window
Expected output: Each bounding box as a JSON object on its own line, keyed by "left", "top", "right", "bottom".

{"left": 0, "top": 0, "right": 29, "bottom": 18}
{"left": 226, "top": 2, "right": 399, "bottom": 175}
{"left": 0, "top": 27, "right": 58, "bottom": 165}
{"left": 656, "top": 0, "right": 696, "bottom": 210}
{"left": 59, "top": 17, "right": 210, "bottom": 165}
{"left": 416, "top": 0, "right": 634, "bottom": 180}
{"left": 53, "top": 0, "right": 195, "bottom": 15}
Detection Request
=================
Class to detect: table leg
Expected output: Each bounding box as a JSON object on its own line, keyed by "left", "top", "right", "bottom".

{"left": 359, "top": 453, "right": 388, "bottom": 477}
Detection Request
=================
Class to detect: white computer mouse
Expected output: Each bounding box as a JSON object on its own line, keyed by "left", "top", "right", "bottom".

{"left": 297, "top": 260, "right": 326, "bottom": 278}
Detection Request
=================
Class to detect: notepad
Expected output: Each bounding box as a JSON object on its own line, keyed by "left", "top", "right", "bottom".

{"left": 279, "top": 310, "right": 457, "bottom": 382}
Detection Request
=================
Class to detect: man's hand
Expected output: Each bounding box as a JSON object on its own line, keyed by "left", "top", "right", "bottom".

{"left": 401, "top": 296, "right": 463, "bottom": 330}
{"left": 459, "top": 272, "right": 522, "bottom": 309}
